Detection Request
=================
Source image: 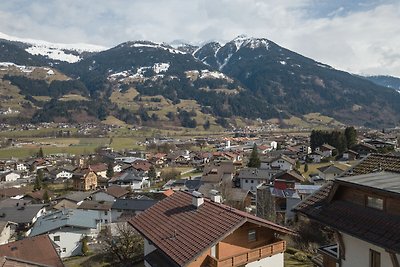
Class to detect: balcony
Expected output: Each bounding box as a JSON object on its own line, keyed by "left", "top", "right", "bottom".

{"left": 207, "top": 240, "right": 286, "bottom": 267}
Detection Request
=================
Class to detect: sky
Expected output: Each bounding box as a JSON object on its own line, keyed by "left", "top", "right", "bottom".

{"left": 0, "top": 0, "right": 399, "bottom": 77}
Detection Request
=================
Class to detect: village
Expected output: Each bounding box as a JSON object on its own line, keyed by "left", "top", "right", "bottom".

{"left": 0, "top": 124, "right": 399, "bottom": 267}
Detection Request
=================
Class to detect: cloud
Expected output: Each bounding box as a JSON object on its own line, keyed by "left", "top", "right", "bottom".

{"left": 0, "top": 0, "right": 399, "bottom": 76}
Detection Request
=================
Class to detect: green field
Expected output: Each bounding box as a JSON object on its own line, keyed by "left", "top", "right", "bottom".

{"left": 0, "top": 137, "right": 145, "bottom": 158}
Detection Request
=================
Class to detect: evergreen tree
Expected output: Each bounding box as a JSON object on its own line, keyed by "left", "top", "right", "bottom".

{"left": 203, "top": 120, "right": 210, "bottom": 130}
{"left": 106, "top": 162, "right": 114, "bottom": 178}
{"left": 34, "top": 170, "right": 43, "bottom": 191}
{"left": 344, "top": 126, "right": 357, "bottom": 149}
{"left": 148, "top": 166, "right": 157, "bottom": 180}
{"left": 304, "top": 163, "right": 309, "bottom": 173}
{"left": 247, "top": 144, "right": 261, "bottom": 168}
{"left": 37, "top": 147, "right": 44, "bottom": 158}
{"left": 42, "top": 190, "right": 50, "bottom": 203}
{"left": 81, "top": 236, "right": 89, "bottom": 256}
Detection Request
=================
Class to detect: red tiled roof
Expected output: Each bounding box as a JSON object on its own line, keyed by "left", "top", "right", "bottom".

{"left": 0, "top": 235, "right": 63, "bottom": 267}
{"left": 129, "top": 191, "right": 293, "bottom": 266}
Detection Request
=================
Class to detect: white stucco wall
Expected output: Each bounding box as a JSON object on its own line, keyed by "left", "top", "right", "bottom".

{"left": 341, "top": 233, "right": 400, "bottom": 267}
{"left": 49, "top": 231, "right": 85, "bottom": 258}
{"left": 0, "top": 224, "right": 12, "bottom": 245}
{"left": 245, "top": 252, "right": 284, "bottom": 267}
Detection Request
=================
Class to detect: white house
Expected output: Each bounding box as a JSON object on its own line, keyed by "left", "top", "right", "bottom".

{"left": 260, "top": 155, "right": 295, "bottom": 171}
{"left": 56, "top": 170, "right": 73, "bottom": 180}
{"left": 28, "top": 209, "right": 101, "bottom": 258}
{"left": 0, "top": 171, "right": 21, "bottom": 182}
{"left": 15, "top": 163, "right": 27, "bottom": 171}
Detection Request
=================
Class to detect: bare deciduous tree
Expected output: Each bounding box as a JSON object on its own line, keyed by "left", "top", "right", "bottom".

{"left": 99, "top": 223, "right": 144, "bottom": 266}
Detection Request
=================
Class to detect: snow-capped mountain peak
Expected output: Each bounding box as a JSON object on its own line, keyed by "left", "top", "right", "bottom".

{"left": 230, "top": 35, "right": 269, "bottom": 50}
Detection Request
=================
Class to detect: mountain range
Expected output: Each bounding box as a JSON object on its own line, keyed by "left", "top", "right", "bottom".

{"left": 0, "top": 32, "right": 400, "bottom": 129}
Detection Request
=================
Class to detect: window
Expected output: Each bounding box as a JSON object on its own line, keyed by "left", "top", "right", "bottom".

{"left": 370, "top": 249, "right": 380, "bottom": 267}
{"left": 251, "top": 180, "right": 254, "bottom": 183}
{"left": 104, "top": 211, "right": 108, "bottom": 215}
{"left": 62, "top": 248, "right": 66, "bottom": 253}
{"left": 53, "top": 236, "right": 60, "bottom": 242}
{"left": 245, "top": 179, "right": 248, "bottom": 183}
{"left": 367, "top": 196, "right": 384, "bottom": 210}
{"left": 248, "top": 229, "right": 256, "bottom": 242}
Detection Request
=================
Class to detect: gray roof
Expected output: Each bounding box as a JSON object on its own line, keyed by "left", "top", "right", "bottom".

{"left": 112, "top": 171, "right": 147, "bottom": 182}
{"left": 29, "top": 209, "right": 99, "bottom": 236}
{"left": 112, "top": 199, "right": 157, "bottom": 211}
{"left": 0, "top": 204, "right": 45, "bottom": 224}
{"left": 237, "top": 168, "right": 276, "bottom": 180}
{"left": 336, "top": 171, "right": 400, "bottom": 194}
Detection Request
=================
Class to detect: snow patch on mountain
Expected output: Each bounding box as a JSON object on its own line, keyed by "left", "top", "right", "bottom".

{"left": 26, "top": 46, "right": 81, "bottom": 63}
{"left": 153, "top": 63, "right": 170, "bottom": 74}
{"left": 130, "top": 42, "right": 185, "bottom": 54}
{"left": 0, "top": 62, "right": 36, "bottom": 73}
{"left": 0, "top": 31, "right": 106, "bottom": 63}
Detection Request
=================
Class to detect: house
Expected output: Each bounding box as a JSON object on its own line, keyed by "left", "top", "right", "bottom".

{"left": 272, "top": 170, "right": 305, "bottom": 184}
{"left": 351, "top": 143, "right": 378, "bottom": 158}
{"left": 131, "top": 160, "right": 152, "bottom": 173}
{"left": 260, "top": 155, "right": 296, "bottom": 171}
{"left": 78, "top": 200, "right": 113, "bottom": 224}
{"left": 308, "top": 151, "right": 324, "bottom": 163}
{"left": 0, "top": 203, "right": 46, "bottom": 231}
{"left": 162, "top": 178, "right": 202, "bottom": 192}
{"left": 89, "top": 163, "right": 108, "bottom": 178}
{"left": 53, "top": 191, "right": 95, "bottom": 210}
{"left": 15, "top": 162, "right": 27, "bottom": 172}
{"left": 238, "top": 168, "right": 279, "bottom": 192}
{"left": 198, "top": 184, "right": 253, "bottom": 211}
{"left": 109, "top": 170, "right": 150, "bottom": 190}
{"left": 201, "top": 161, "right": 235, "bottom": 184}
{"left": 0, "top": 221, "right": 16, "bottom": 245}
{"left": 92, "top": 185, "right": 129, "bottom": 202}
{"left": 129, "top": 191, "right": 294, "bottom": 267}
{"left": 0, "top": 187, "right": 28, "bottom": 199}
{"left": 295, "top": 171, "right": 400, "bottom": 267}
{"left": 315, "top": 144, "right": 336, "bottom": 158}
{"left": 0, "top": 171, "right": 20, "bottom": 182}
{"left": 0, "top": 235, "right": 64, "bottom": 267}
{"left": 111, "top": 198, "right": 157, "bottom": 222}
{"left": 72, "top": 169, "right": 97, "bottom": 191}
{"left": 24, "top": 189, "right": 54, "bottom": 203}
{"left": 54, "top": 166, "right": 75, "bottom": 180}
{"left": 317, "top": 164, "right": 347, "bottom": 181}
{"left": 28, "top": 209, "right": 101, "bottom": 258}
{"left": 342, "top": 149, "right": 359, "bottom": 161}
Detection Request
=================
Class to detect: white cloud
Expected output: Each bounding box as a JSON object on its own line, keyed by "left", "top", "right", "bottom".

{"left": 0, "top": 0, "right": 399, "bottom": 76}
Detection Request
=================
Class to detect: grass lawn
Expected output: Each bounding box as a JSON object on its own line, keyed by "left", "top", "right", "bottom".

{"left": 0, "top": 137, "right": 144, "bottom": 158}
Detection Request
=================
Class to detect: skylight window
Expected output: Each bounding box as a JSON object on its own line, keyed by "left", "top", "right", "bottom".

{"left": 366, "top": 196, "right": 383, "bottom": 210}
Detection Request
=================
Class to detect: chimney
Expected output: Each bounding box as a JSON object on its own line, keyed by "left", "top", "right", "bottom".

{"left": 209, "top": 189, "right": 221, "bottom": 203}
{"left": 192, "top": 191, "right": 204, "bottom": 208}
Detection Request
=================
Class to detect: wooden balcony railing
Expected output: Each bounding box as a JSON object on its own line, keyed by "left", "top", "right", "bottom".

{"left": 207, "top": 240, "right": 286, "bottom": 267}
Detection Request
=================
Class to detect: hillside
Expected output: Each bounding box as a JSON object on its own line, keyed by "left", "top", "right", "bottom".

{"left": 1, "top": 34, "right": 400, "bottom": 128}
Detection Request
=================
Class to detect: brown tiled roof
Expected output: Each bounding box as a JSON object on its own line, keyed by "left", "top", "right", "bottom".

{"left": 0, "top": 235, "right": 63, "bottom": 267}
{"left": 341, "top": 153, "right": 400, "bottom": 176}
{"left": 296, "top": 197, "right": 400, "bottom": 253}
{"left": 0, "top": 188, "right": 29, "bottom": 198}
{"left": 25, "top": 190, "right": 54, "bottom": 201}
{"left": 104, "top": 185, "right": 128, "bottom": 198}
{"left": 132, "top": 160, "right": 152, "bottom": 172}
{"left": 78, "top": 200, "right": 113, "bottom": 211}
{"left": 89, "top": 163, "right": 107, "bottom": 173}
{"left": 129, "top": 191, "right": 293, "bottom": 266}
